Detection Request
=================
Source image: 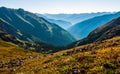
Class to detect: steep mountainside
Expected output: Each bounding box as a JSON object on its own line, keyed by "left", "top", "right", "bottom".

{"left": 44, "top": 12, "right": 110, "bottom": 24}
{"left": 68, "top": 12, "right": 120, "bottom": 39}
{"left": 0, "top": 7, "right": 76, "bottom": 46}
{"left": 0, "top": 18, "right": 64, "bottom": 53}
{"left": 0, "top": 18, "right": 36, "bottom": 42}
{"left": 36, "top": 14, "right": 72, "bottom": 29}
{"left": 69, "top": 17, "right": 120, "bottom": 47}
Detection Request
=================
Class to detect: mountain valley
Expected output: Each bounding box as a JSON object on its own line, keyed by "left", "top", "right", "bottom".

{"left": 0, "top": 6, "right": 120, "bottom": 74}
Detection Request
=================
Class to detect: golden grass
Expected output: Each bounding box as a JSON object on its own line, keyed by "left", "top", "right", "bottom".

{"left": 12, "top": 36, "right": 120, "bottom": 74}
{"left": 0, "top": 36, "right": 120, "bottom": 74}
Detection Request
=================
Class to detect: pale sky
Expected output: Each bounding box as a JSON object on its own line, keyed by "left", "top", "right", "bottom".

{"left": 0, "top": 0, "right": 120, "bottom": 14}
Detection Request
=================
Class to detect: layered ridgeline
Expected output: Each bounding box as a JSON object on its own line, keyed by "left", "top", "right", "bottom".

{"left": 36, "top": 14, "right": 72, "bottom": 29}
{"left": 0, "top": 7, "right": 76, "bottom": 46}
{"left": 43, "top": 12, "right": 110, "bottom": 24}
{"left": 68, "top": 12, "right": 120, "bottom": 39}
{"left": 69, "top": 16, "right": 120, "bottom": 47}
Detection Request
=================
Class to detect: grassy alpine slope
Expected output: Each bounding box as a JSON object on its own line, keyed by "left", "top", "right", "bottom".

{"left": 3, "top": 36, "right": 119, "bottom": 74}
{"left": 0, "top": 40, "right": 45, "bottom": 74}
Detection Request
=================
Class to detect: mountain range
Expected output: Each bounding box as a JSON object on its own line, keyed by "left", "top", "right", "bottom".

{"left": 68, "top": 16, "right": 120, "bottom": 48}
{"left": 43, "top": 12, "right": 111, "bottom": 24}
{"left": 68, "top": 12, "right": 120, "bottom": 39}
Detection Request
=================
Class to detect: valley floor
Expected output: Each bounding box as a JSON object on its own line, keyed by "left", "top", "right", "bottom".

{"left": 0, "top": 36, "right": 120, "bottom": 74}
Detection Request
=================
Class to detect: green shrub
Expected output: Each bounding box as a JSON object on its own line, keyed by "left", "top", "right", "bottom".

{"left": 103, "top": 62, "right": 116, "bottom": 69}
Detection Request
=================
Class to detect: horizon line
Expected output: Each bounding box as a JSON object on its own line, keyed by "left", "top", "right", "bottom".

{"left": 0, "top": 6, "right": 119, "bottom": 14}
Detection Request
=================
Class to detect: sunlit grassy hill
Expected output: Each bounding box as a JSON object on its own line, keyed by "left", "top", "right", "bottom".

{"left": 7, "top": 36, "right": 120, "bottom": 74}
{"left": 0, "top": 40, "right": 44, "bottom": 74}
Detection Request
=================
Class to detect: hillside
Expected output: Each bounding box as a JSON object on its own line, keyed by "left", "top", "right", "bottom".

{"left": 0, "top": 40, "right": 45, "bottom": 74}
{"left": 0, "top": 30, "right": 63, "bottom": 53}
{"left": 0, "top": 18, "right": 35, "bottom": 43}
{"left": 0, "top": 18, "right": 63, "bottom": 53}
{"left": 68, "top": 12, "right": 120, "bottom": 39}
{"left": 0, "top": 7, "right": 76, "bottom": 46}
{"left": 1, "top": 36, "right": 120, "bottom": 74}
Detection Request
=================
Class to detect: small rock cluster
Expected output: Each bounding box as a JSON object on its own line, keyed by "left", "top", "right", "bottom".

{"left": 0, "top": 55, "right": 43, "bottom": 68}
{"left": 0, "top": 58, "right": 25, "bottom": 68}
